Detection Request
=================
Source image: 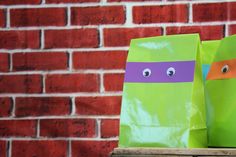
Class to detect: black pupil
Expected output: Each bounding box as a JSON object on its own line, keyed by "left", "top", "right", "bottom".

{"left": 168, "top": 70, "right": 174, "bottom": 76}
{"left": 145, "top": 71, "right": 149, "bottom": 76}
{"left": 222, "top": 67, "right": 228, "bottom": 73}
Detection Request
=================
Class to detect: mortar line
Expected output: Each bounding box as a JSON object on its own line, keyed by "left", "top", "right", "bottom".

{"left": 67, "top": 6, "right": 71, "bottom": 26}
{"left": 98, "top": 26, "right": 104, "bottom": 47}
{"left": 7, "top": 140, "right": 11, "bottom": 157}
{"left": 100, "top": 72, "right": 105, "bottom": 93}
{"left": 70, "top": 97, "right": 76, "bottom": 116}
{"left": 0, "top": 21, "right": 233, "bottom": 30}
{"left": 188, "top": 2, "right": 193, "bottom": 23}
{"left": 162, "top": 26, "right": 166, "bottom": 35}
{"left": 68, "top": 50, "right": 73, "bottom": 71}
{"left": 0, "top": 115, "right": 120, "bottom": 120}
{"left": 101, "top": 0, "right": 106, "bottom": 4}
{"left": 0, "top": 92, "right": 123, "bottom": 97}
{"left": 9, "top": 53, "right": 13, "bottom": 72}
{"left": 0, "top": 69, "right": 125, "bottom": 75}
{"left": 42, "top": 74, "right": 46, "bottom": 93}
{"left": 11, "top": 97, "right": 15, "bottom": 117}
{"left": 0, "top": 0, "right": 234, "bottom": 9}
{"left": 125, "top": 3, "right": 133, "bottom": 26}
{"left": 36, "top": 119, "right": 40, "bottom": 138}
{"left": 0, "top": 137, "right": 118, "bottom": 141}
{"left": 40, "top": 29, "right": 45, "bottom": 49}
{"left": 0, "top": 47, "right": 129, "bottom": 52}
{"left": 225, "top": 24, "right": 229, "bottom": 37}
{"left": 96, "top": 119, "right": 101, "bottom": 139}
{"left": 68, "top": 140, "right": 72, "bottom": 157}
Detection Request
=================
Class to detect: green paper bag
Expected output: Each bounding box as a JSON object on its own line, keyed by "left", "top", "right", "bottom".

{"left": 119, "top": 34, "right": 207, "bottom": 148}
{"left": 201, "top": 40, "right": 220, "bottom": 81}
{"left": 205, "top": 34, "right": 236, "bottom": 147}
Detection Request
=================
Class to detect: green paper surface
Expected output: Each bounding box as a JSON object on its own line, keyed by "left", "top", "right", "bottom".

{"left": 119, "top": 34, "right": 207, "bottom": 148}
{"left": 214, "top": 34, "right": 236, "bottom": 62}
{"left": 205, "top": 34, "right": 236, "bottom": 147}
{"left": 128, "top": 34, "right": 199, "bottom": 62}
{"left": 201, "top": 40, "right": 221, "bottom": 65}
{"left": 201, "top": 40, "right": 220, "bottom": 81}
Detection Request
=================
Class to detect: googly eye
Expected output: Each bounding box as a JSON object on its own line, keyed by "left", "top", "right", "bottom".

{"left": 142, "top": 68, "right": 151, "bottom": 77}
{"left": 221, "top": 65, "right": 229, "bottom": 74}
{"left": 167, "top": 67, "right": 175, "bottom": 77}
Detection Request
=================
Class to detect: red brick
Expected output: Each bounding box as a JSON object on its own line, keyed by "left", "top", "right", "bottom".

{"left": 71, "top": 6, "right": 125, "bottom": 25}
{"left": 104, "top": 27, "right": 162, "bottom": 47}
{"left": 0, "top": 75, "right": 42, "bottom": 93}
{"left": 12, "top": 140, "right": 67, "bottom": 157}
{"left": 166, "top": 25, "right": 224, "bottom": 40}
{"left": 0, "top": 30, "right": 40, "bottom": 49}
{"left": 0, "top": 0, "right": 40, "bottom": 5}
{"left": 133, "top": 4, "right": 188, "bottom": 24}
{"left": 0, "top": 140, "right": 7, "bottom": 157}
{"left": 0, "top": 98, "right": 12, "bottom": 117}
{"left": 104, "top": 73, "right": 124, "bottom": 91}
{"left": 0, "top": 53, "right": 9, "bottom": 72}
{"left": 0, "top": 9, "right": 5, "bottom": 27}
{"left": 13, "top": 52, "right": 68, "bottom": 71}
{"left": 11, "top": 8, "right": 66, "bottom": 27}
{"left": 40, "top": 119, "right": 96, "bottom": 137}
{"left": 45, "top": 29, "right": 98, "bottom": 48}
{"left": 73, "top": 51, "right": 127, "bottom": 69}
{"left": 46, "top": 0, "right": 99, "bottom": 3}
{"left": 101, "top": 119, "right": 119, "bottom": 138}
{"left": 229, "top": 25, "right": 236, "bottom": 35}
{"left": 75, "top": 96, "right": 121, "bottom": 115}
{"left": 72, "top": 141, "right": 117, "bottom": 157}
{"left": 0, "top": 120, "right": 36, "bottom": 137}
{"left": 193, "top": 2, "right": 236, "bottom": 22}
{"left": 46, "top": 74, "right": 99, "bottom": 93}
{"left": 15, "top": 97, "right": 71, "bottom": 117}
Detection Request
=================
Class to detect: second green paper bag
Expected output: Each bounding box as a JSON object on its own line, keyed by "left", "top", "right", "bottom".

{"left": 206, "top": 34, "right": 236, "bottom": 147}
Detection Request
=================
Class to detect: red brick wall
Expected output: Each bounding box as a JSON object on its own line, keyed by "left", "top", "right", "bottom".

{"left": 0, "top": 0, "right": 235, "bottom": 157}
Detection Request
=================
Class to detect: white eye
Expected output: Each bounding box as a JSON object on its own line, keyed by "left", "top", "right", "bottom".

{"left": 221, "top": 65, "right": 229, "bottom": 74}
{"left": 167, "top": 67, "right": 175, "bottom": 77}
{"left": 142, "top": 68, "right": 151, "bottom": 77}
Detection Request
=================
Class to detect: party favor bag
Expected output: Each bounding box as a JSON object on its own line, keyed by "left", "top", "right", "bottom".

{"left": 201, "top": 40, "right": 220, "bottom": 81}
{"left": 119, "top": 34, "right": 207, "bottom": 148}
{"left": 206, "top": 34, "right": 236, "bottom": 147}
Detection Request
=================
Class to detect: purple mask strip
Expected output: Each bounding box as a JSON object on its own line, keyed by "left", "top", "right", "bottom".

{"left": 125, "top": 61, "right": 195, "bottom": 83}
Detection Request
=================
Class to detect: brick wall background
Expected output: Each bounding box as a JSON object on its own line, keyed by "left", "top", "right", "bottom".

{"left": 0, "top": 0, "right": 235, "bottom": 157}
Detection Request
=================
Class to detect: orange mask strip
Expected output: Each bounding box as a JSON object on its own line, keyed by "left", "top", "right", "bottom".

{"left": 207, "top": 58, "right": 236, "bottom": 80}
